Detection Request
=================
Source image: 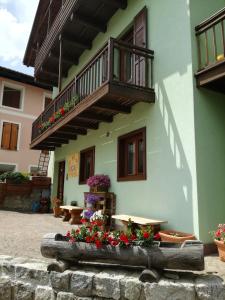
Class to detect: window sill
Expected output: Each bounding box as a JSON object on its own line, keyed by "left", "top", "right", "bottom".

{"left": 117, "top": 175, "right": 146, "bottom": 182}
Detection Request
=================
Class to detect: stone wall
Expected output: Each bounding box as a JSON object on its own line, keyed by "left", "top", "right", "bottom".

{"left": 0, "top": 255, "right": 225, "bottom": 300}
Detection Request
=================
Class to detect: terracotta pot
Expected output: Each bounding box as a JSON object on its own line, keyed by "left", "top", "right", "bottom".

{"left": 214, "top": 239, "right": 225, "bottom": 262}
{"left": 53, "top": 207, "right": 62, "bottom": 218}
{"left": 159, "top": 230, "right": 196, "bottom": 243}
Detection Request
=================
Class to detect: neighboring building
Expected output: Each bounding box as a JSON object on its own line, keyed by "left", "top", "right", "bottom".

{"left": 0, "top": 66, "right": 52, "bottom": 174}
{"left": 24, "top": 0, "right": 225, "bottom": 243}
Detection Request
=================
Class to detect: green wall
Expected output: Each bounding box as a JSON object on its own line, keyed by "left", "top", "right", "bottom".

{"left": 53, "top": 0, "right": 225, "bottom": 242}
{"left": 189, "top": 0, "right": 225, "bottom": 242}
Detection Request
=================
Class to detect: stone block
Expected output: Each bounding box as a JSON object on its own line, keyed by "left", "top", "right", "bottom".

{"left": 120, "top": 277, "right": 143, "bottom": 300}
{"left": 50, "top": 271, "right": 71, "bottom": 292}
{"left": 0, "top": 276, "right": 11, "bottom": 300}
{"left": 70, "top": 270, "right": 95, "bottom": 297}
{"left": 195, "top": 275, "right": 225, "bottom": 300}
{"left": 56, "top": 291, "right": 76, "bottom": 300}
{"left": 93, "top": 270, "right": 126, "bottom": 300}
{"left": 13, "top": 281, "right": 34, "bottom": 300}
{"left": 35, "top": 286, "right": 55, "bottom": 300}
{"left": 144, "top": 278, "right": 196, "bottom": 300}
{"left": 15, "top": 265, "right": 49, "bottom": 285}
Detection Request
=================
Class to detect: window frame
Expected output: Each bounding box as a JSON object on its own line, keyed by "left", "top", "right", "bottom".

{"left": 0, "top": 120, "right": 21, "bottom": 151}
{"left": 0, "top": 81, "right": 25, "bottom": 111}
{"left": 0, "top": 162, "right": 18, "bottom": 175}
{"left": 79, "top": 146, "right": 95, "bottom": 185}
{"left": 42, "top": 92, "right": 52, "bottom": 111}
{"left": 117, "top": 127, "right": 146, "bottom": 182}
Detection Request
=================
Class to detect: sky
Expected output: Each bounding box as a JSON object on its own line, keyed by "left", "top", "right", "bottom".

{"left": 0, "top": 0, "right": 39, "bottom": 75}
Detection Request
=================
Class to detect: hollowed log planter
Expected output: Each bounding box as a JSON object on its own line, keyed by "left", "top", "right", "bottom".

{"left": 41, "top": 233, "right": 204, "bottom": 282}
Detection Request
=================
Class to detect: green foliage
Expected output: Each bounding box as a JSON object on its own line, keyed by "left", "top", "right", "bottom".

{"left": 0, "top": 172, "right": 29, "bottom": 184}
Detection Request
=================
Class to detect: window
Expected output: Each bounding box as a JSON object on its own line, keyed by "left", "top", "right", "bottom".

{"left": 2, "top": 85, "right": 22, "bottom": 109}
{"left": 44, "top": 96, "right": 52, "bottom": 109}
{"left": 29, "top": 165, "right": 39, "bottom": 176}
{"left": 1, "top": 122, "right": 19, "bottom": 151}
{"left": 79, "top": 146, "right": 95, "bottom": 184}
{"left": 118, "top": 127, "right": 146, "bottom": 181}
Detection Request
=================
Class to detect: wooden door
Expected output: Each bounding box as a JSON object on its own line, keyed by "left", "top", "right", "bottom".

{"left": 57, "top": 161, "right": 65, "bottom": 201}
{"left": 133, "top": 7, "right": 147, "bottom": 87}
{"left": 120, "top": 29, "right": 134, "bottom": 83}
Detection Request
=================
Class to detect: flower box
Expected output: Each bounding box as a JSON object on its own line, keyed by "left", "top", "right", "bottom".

{"left": 41, "top": 233, "right": 204, "bottom": 280}
{"left": 6, "top": 182, "right": 32, "bottom": 195}
{"left": 159, "top": 230, "right": 196, "bottom": 243}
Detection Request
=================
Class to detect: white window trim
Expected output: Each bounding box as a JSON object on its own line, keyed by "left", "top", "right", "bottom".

{"left": 0, "top": 119, "right": 21, "bottom": 151}
{"left": 42, "top": 92, "right": 52, "bottom": 111}
{"left": 0, "top": 162, "right": 18, "bottom": 172}
{"left": 0, "top": 80, "right": 25, "bottom": 112}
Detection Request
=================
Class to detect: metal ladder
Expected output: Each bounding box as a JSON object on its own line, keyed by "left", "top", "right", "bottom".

{"left": 38, "top": 150, "right": 50, "bottom": 176}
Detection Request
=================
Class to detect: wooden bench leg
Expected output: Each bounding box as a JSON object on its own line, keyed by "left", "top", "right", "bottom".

{"left": 62, "top": 209, "right": 71, "bottom": 222}
{"left": 69, "top": 210, "right": 82, "bottom": 225}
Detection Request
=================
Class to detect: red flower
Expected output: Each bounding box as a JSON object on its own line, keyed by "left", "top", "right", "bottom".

{"left": 111, "top": 240, "right": 119, "bottom": 246}
{"left": 95, "top": 239, "right": 102, "bottom": 248}
{"left": 120, "top": 233, "right": 129, "bottom": 245}
{"left": 86, "top": 236, "right": 91, "bottom": 243}
{"left": 81, "top": 218, "right": 87, "bottom": 224}
{"left": 66, "top": 231, "right": 71, "bottom": 238}
{"left": 49, "top": 116, "right": 55, "bottom": 124}
{"left": 154, "top": 233, "right": 161, "bottom": 240}
{"left": 60, "top": 107, "right": 65, "bottom": 115}
{"left": 75, "top": 229, "right": 80, "bottom": 234}
{"left": 215, "top": 230, "right": 221, "bottom": 238}
{"left": 131, "top": 234, "right": 137, "bottom": 241}
{"left": 143, "top": 232, "right": 150, "bottom": 239}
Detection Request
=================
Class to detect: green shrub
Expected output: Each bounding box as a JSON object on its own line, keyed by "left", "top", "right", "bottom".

{"left": 0, "top": 172, "right": 29, "bottom": 184}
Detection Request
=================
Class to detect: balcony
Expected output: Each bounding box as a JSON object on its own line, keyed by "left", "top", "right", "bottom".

{"left": 29, "top": 0, "right": 127, "bottom": 85}
{"left": 31, "top": 38, "right": 155, "bottom": 150}
{"left": 195, "top": 7, "right": 225, "bottom": 93}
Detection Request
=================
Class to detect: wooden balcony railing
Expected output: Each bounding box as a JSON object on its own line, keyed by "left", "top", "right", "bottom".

{"left": 31, "top": 38, "right": 154, "bottom": 144}
{"left": 196, "top": 7, "right": 225, "bottom": 70}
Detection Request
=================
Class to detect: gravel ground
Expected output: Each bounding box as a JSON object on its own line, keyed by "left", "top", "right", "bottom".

{"left": 0, "top": 210, "right": 73, "bottom": 260}
{"left": 0, "top": 210, "right": 224, "bottom": 279}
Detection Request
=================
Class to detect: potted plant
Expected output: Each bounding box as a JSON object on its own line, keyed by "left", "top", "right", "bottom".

{"left": 210, "top": 224, "right": 225, "bottom": 262}
{"left": 87, "top": 174, "right": 110, "bottom": 192}
{"left": 159, "top": 230, "right": 196, "bottom": 243}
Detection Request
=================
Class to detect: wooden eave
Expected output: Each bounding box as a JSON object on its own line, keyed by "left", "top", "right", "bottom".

{"left": 24, "top": 0, "right": 127, "bottom": 86}
{"left": 31, "top": 81, "right": 155, "bottom": 150}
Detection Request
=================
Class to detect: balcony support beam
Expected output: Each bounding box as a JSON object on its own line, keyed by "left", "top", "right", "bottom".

{"left": 62, "top": 125, "right": 87, "bottom": 135}
{"left": 100, "top": 0, "right": 127, "bottom": 9}
{"left": 54, "top": 132, "right": 77, "bottom": 140}
{"left": 48, "top": 51, "right": 78, "bottom": 66}
{"left": 70, "top": 12, "right": 107, "bottom": 33}
{"left": 47, "top": 137, "right": 69, "bottom": 144}
{"left": 77, "top": 112, "right": 113, "bottom": 123}
{"left": 63, "top": 33, "right": 92, "bottom": 50}
{"left": 92, "top": 102, "right": 131, "bottom": 114}
{"left": 68, "top": 120, "right": 99, "bottom": 130}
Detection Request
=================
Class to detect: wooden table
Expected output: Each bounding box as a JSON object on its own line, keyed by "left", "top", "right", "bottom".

{"left": 112, "top": 214, "right": 167, "bottom": 233}
{"left": 60, "top": 205, "right": 83, "bottom": 225}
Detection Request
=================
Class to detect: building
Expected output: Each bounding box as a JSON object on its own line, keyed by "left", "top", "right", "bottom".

{"left": 24, "top": 0, "right": 225, "bottom": 243}
{"left": 0, "top": 66, "right": 52, "bottom": 174}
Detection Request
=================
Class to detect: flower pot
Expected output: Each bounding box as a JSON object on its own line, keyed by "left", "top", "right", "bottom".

{"left": 214, "top": 239, "right": 225, "bottom": 262}
{"left": 53, "top": 207, "right": 62, "bottom": 218}
{"left": 159, "top": 230, "right": 196, "bottom": 243}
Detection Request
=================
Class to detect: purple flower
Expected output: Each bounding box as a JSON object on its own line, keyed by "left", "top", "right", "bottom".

{"left": 84, "top": 209, "right": 94, "bottom": 219}
{"left": 86, "top": 194, "right": 100, "bottom": 204}
{"left": 86, "top": 175, "right": 110, "bottom": 188}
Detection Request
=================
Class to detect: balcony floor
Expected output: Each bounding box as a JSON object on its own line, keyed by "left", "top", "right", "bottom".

{"left": 31, "top": 81, "right": 155, "bottom": 150}
{"left": 195, "top": 59, "right": 225, "bottom": 94}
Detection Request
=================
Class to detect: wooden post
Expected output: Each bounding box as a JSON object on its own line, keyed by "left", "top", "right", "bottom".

{"left": 212, "top": 26, "right": 217, "bottom": 61}
{"left": 108, "top": 38, "right": 114, "bottom": 82}
{"left": 58, "top": 34, "right": 63, "bottom": 92}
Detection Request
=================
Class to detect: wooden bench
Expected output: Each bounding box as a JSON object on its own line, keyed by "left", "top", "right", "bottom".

{"left": 112, "top": 214, "right": 167, "bottom": 233}
{"left": 60, "top": 205, "right": 83, "bottom": 225}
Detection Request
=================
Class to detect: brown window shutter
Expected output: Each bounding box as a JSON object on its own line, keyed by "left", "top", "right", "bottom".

{"left": 133, "top": 7, "right": 147, "bottom": 87}
{"left": 1, "top": 122, "right": 12, "bottom": 150}
{"left": 10, "top": 124, "right": 19, "bottom": 150}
